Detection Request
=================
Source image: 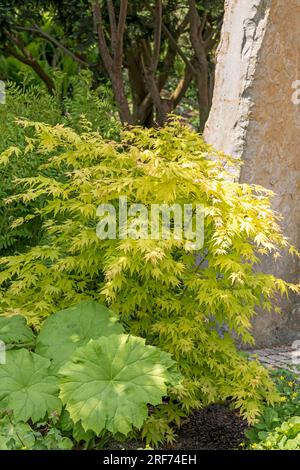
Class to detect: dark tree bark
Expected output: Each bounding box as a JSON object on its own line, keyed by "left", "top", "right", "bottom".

{"left": 92, "top": 0, "right": 133, "bottom": 124}
{"left": 127, "top": 48, "right": 154, "bottom": 126}
{"left": 188, "top": 0, "right": 211, "bottom": 131}
{"left": 5, "top": 32, "right": 56, "bottom": 94}
{"left": 1, "top": 1, "right": 223, "bottom": 129}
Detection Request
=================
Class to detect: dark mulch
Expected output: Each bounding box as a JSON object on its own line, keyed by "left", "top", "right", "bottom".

{"left": 106, "top": 404, "right": 248, "bottom": 450}
{"left": 168, "top": 404, "right": 248, "bottom": 450}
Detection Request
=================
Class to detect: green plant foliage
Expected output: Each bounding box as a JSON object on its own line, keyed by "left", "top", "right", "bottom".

{"left": 63, "top": 71, "right": 120, "bottom": 138}
{"left": 245, "top": 369, "right": 300, "bottom": 446}
{"left": 34, "top": 428, "right": 74, "bottom": 450}
{"left": 72, "top": 420, "right": 95, "bottom": 446}
{"left": 0, "top": 301, "right": 182, "bottom": 447}
{"left": 36, "top": 300, "right": 123, "bottom": 370}
{"left": 0, "top": 315, "right": 35, "bottom": 349}
{"left": 0, "top": 349, "right": 62, "bottom": 422}
{"left": 0, "top": 83, "right": 61, "bottom": 254}
{"left": 0, "top": 78, "right": 120, "bottom": 255}
{"left": 0, "top": 119, "right": 298, "bottom": 436}
{"left": 59, "top": 334, "right": 182, "bottom": 436}
{"left": 0, "top": 413, "right": 73, "bottom": 450}
{"left": 252, "top": 417, "right": 300, "bottom": 450}
{"left": 0, "top": 414, "right": 35, "bottom": 450}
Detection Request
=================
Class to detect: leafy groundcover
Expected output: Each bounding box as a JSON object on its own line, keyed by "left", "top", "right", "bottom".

{"left": 0, "top": 301, "right": 182, "bottom": 449}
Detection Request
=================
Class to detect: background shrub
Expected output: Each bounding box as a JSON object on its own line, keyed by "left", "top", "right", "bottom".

{"left": 0, "top": 119, "right": 299, "bottom": 443}
{"left": 0, "top": 74, "right": 120, "bottom": 254}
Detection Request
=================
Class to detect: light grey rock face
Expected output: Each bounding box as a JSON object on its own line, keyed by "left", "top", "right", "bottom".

{"left": 205, "top": 0, "right": 300, "bottom": 347}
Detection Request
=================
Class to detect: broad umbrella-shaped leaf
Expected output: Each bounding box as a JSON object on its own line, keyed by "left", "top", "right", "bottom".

{"left": 0, "top": 349, "right": 61, "bottom": 423}
{"left": 0, "top": 316, "right": 35, "bottom": 349}
{"left": 59, "top": 334, "right": 182, "bottom": 436}
{"left": 36, "top": 301, "right": 123, "bottom": 370}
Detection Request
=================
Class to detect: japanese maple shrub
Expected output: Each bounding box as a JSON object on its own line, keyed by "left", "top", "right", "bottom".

{"left": 0, "top": 119, "right": 298, "bottom": 443}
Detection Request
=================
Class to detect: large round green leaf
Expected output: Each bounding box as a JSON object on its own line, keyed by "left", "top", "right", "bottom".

{"left": 36, "top": 300, "right": 123, "bottom": 370}
{"left": 0, "top": 349, "right": 61, "bottom": 423}
{"left": 59, "top": 334, "right": 182, "bottom": 436}
{"left": 0, "top": 316, "right": 35, "bottom": 349}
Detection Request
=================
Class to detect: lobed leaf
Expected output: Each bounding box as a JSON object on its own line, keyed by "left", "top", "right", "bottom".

{"left": 0, "top": 349, "right": 61, "bottom": 423}
{"left": 59, "top": 334, "right": 182, "bottom": 436}
{"left": 36, "top": 300, "right": 123, "bottom": 370}
{"left": 0, "top": 316, "right": 35, "bottom": 349}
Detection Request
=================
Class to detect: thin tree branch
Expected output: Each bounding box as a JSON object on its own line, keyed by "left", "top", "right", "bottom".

{"left": 203, "top": 19, "right": 223, "bottom": 49}
{"left": 4, "top": 30, "right": 55, "bottom": 94}
{"left": 107, "top": 0, "right": 117, "bottom": 51}
{"left": 92, "top": 1, "right": 131, "bottom": 124}
{"left": 135, "top": 8, "right": 192, "bottom": 124}
{"left": 188, "top": 0, "right": 207, "bottom": 65}
{"left": 6, "top": 45, "right": 55, "bottom": 94}
{"left": 114, "top": 0, "right": 128, "bottom": 71}
{"left": 141, "top": 39, "right": 167, "bottom": 125}
{"left": 161, "top": 23, "right": 195, "bottom": 75}
{"left": 170, "top": 66, "right": 193, "bottom": 108}
{"left": 92, "top": 0, "right": 113, "bottom": 73}
{"left": 199, "top": 11, "right": 207, "bottom": 36}
{"left": 14, "top": 24, "right": 90, "bottom": 67}
{"left": 152, "top": 0, "right": 162, "bottom": 72}
{"left": 178, "top": 11, "right": 190, "bottom": 34}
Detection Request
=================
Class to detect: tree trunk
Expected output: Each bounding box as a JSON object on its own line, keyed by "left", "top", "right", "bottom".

{"left": 111, "top": 73, "right": 133, "bottom": 125}
{"left": 127, "top": 50, "right": 154, "bottom": 126}
{"left": 195, "top": 59, "right": 210, "bottom": 132}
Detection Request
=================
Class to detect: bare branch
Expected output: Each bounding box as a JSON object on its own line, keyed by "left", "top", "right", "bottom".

{"left": 92, "top": 0, "right": 113, "bottom": 73}
{"left": 161, "top": 23, "right": 195, "bottom": 75}
{"left": 199, "top": 11, "right": 207, "bottom": 36}
{"left": 188, "top": 0, "right": 207, "bottom": 65}
{"left": 152, "top": 0, "right": 162, "bottom": 72}
{"left": 14, "top": 25, "right": 90, "bottom": 67}
{"left": 203, "top": 19, "right": 223, "bottom": 49}
{"left": 107, "top": 0, "right": 117, "bottom": 50}
{"left": 136, "top": 20, "right": 192, "bottom": 125}
{"left": 178, "top": 11, "right": 190, "bottom": 34}
{"left": 188, "top": 0, "right": 202, "bottom": 44}
{"left": 141, "top": 39, "right": 167, "bottom": 125}
{"left": 170, "top": 66, "right": 193, "bottom": 108}
{"left": 5, "top": 38, "right": 55, "bottom": 94}
{"left": 114, "top": 0, "right": 128, "bottom": 71}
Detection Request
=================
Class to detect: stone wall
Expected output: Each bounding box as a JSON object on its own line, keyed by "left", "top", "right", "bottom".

{"left": 205, "top": 0, "right": 300, "bottom": 347}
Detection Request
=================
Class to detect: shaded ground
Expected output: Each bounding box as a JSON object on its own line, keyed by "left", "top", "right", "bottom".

{"left": 170, "top": 404, "right": 248, "bottom": 450}
{"left": 106, "top": 404, "right": 248, "bottom": 450}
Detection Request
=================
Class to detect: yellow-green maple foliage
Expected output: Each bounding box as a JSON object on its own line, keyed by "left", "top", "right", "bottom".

{"left": 0, "top": 119, "right": 299, "bottom": 442}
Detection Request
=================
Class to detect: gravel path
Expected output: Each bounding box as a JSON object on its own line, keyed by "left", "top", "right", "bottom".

{"left": 247, "top": 344, "right": 300, "bottom": 375}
